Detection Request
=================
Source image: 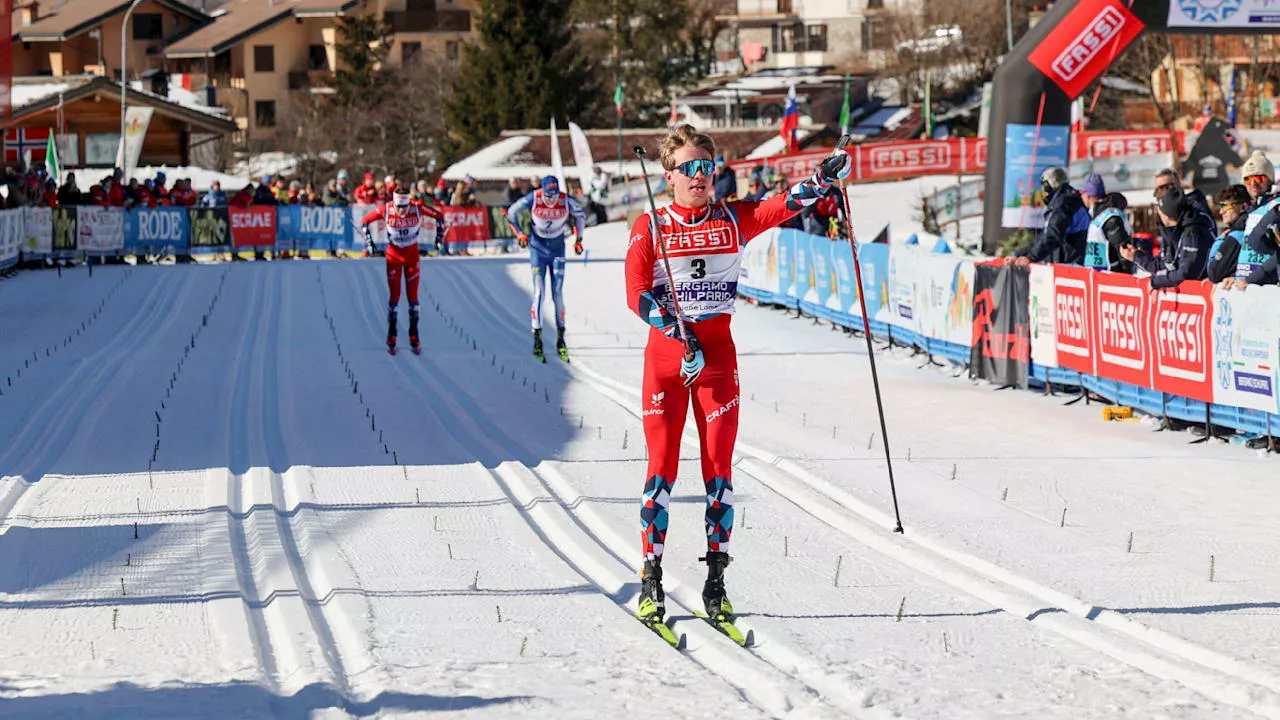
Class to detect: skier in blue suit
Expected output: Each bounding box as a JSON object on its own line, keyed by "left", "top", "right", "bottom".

{"left": 507, "top": 175, "right": 586, "bottom": 361}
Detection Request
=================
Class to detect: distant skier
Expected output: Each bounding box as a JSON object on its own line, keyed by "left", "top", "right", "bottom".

{"left": 625, "top": 124, "right": 851, "bottom": 627}
{"left": 360, "top": 186, "right": 445, "bottom": 354}
{"left": 506, "top": 175, "right": 586, "bottom": 362}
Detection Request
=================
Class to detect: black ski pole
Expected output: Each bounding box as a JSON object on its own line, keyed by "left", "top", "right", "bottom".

{"left": 632, "top": 145, "right": 693, "bottom": 361}
{"left": 831, "top": 136, "right": 905, "bottom": 534}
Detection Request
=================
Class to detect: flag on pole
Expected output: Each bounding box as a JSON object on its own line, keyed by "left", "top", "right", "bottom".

{"left": 45, "top": 132, "right": 59, "bottom": 184}
{"left": 780, "top": 85, "right": 799, "bottom": 152}
{"left": 1227, "top": 68, "right": 1238, "bottom": 127}
{"left": 838, "top": 74, "right": 851, "bottom": 137}
{"left": 613, "top": 81, "right": 625, "bottom": 117}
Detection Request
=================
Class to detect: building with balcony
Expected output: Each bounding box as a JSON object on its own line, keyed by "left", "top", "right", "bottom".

{"left": 378, "top": 0, "right": 474, "bottom": 67}
{"left": 721, "top": 0, "right": 920, "bottom": 72}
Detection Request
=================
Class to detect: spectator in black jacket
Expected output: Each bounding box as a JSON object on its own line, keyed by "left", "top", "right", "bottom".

{"left": 1122, "top": 172, "right": 1211, "bottom": 288}
{"left": 712, "top": 155, "right": 737, "bottom": 202}
{"left": 57, "top": 173, "right": 81, "bottom": 206}
{"left": 1207, "top": 184, "right": 1250, "bottom": 284}
{"left": 1011, "top": 166, "right": 1089, "bottom": 266}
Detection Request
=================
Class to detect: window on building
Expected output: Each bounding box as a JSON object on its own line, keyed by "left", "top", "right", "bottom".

{"left": 446, "top": 41, "right": 459, "bottom": 62}
{"left": 253, "top": 45, "right": 274, "bottom": 73}
{"left": 308, "top": 45, "right": 329, "bottom": 70}
{"left": 255, "top": 100, "right": 277, "bottom": 128}
{"left": 806, "top": 24, "right": 827, "bottom": 52}
{"left": 775, "top": 25, "right": 799, "bottom": 52}
{"left": 133, "top": 13, "right": 163, "bottom": 40}
{"left": 401, "top": 42, "right": 422, "bottom": 65}
{"left": 213, "top": 50, "right": 232, "bottom": 76}
{"left": 862, "top": 17, "right": 889, "bottom": 50}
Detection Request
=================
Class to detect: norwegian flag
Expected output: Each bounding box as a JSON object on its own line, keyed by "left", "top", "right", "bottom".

{"left": 4, "top": 127, "right": 50, "bottom": 164}
{"left": 780, "top": 85, "right": 799, "bottom": 153}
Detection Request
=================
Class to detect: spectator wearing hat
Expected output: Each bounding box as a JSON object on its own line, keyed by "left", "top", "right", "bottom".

{"left": 433, "top": 178, "right": 450, "bottom": 205}
{"left": 230, "top": 185, "right": 254, "bottom": 208}
{"left": 1121, "top": 168, "right": 1211, "bottom": 288}
{"left": 57, "top": 173, "right": 81, "bottom": 206}
{"left": 1012, "top": 166, "right": 1090, "bottom": 266}
{"left": 1233, "top": 152, "right": 1280, "bottom": 286}
{"left": 1079, "top": 172, "right": 1132, "bottom": 271}
{"left": 354, "top": 173, "right": 377, "bottom": 205}
{"left": 253, "top": 176, "right": 279, "bottom": 206}
{"left": 201, "top": 180, "right": 228, "bottom": 207}
{"left": 1209, "top": 184, "right": 1250, "bottom": 284}
{"left": 333, "top": 170, "right": 352, "bottom": 206}
{"left": 712, "top": 155, "right": 736, "bottom": 202}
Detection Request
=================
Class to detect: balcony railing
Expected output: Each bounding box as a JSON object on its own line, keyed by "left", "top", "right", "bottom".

{"left": 387, "top": 9, "right": 472, "bottom": 33}
{"left": 288, "top": 70, "right": 334, "bottom": 91}
{"left": 735, "top": 0, "right": 792, "bottom": 16}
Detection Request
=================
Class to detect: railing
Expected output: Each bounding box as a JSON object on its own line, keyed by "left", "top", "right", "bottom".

{"left": 386, "top": 9, "right": 472, "bottom": 33}
{"left": 287, "top": 70, "right": 334, "bottom": 91}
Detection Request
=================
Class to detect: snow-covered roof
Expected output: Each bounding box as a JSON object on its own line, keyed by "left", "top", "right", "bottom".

{"left": 67, "top": 165, "right": 251, "bottom": 192}
{"left": 11, "top": 81, "right": 79, "bottom": 108}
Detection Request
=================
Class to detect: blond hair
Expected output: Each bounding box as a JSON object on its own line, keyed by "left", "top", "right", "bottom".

{"left": 659, "top": 124, "right": 716, "bottom": 171}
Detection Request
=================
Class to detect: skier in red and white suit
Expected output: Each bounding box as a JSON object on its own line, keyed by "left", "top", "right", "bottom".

{"left": 360, "top": 189, "right": 445, "bottom": 352}
{"left": 626, "top": 124, "right": 851, "bottom": 623}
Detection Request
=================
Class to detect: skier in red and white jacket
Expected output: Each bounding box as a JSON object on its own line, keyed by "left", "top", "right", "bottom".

{"left": 626, "top": 124, "right": 851, "bottom": 625}
{"left": 360, "top": 187, "right": 445, "bottom": 353}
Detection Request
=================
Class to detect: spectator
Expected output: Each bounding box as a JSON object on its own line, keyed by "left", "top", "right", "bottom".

{"left": 712, "top": 154, "right": 736, "bottom": 202}
{"left": 288, "top": 179, "right": 302, "bottom": 204}
{"left": 40, "top": 178, "right": 57, "bottom": 208}
{"left": 273, "top": 176, "right": 290, "bottom": 204}
{"left": 252, "top": 177, "right": 278, "bottom": 205}
{"left": 1233, "top": 153, "right": 1280, "bottom": 286}
{"left": 413, "top": 179, "right": 430, "bottom": 204}
{"left": 152, "top": 171, "right": 170, "bottom": 205}
{"left": 452, "top": 178, "right": 476, "bottom": 206}
{"left": 1209, "top": 184, "right": 1250, "bottom": 284}
{"left": 1121, "top": 169, "right": 1212, "bottom": 288}
{"left": 230, "top": 185, "right": 254, "bottom": 208}
{"left": 1079, "top": 173, "right": 1132, "bottom": 272}
{"left": 201, "top": 180, "right": 228, "bottom": 207}
{"left": 57, "top": 173, "right": 80, "bottom": 206}
{"left": 303, "top": 182, "right": 318, "bottom": 205}
{"left": 1240, "top": 151, "right": 1277, "bottom": 206}
{"left": 354, "top": 172, "right": 377, "bottom": 205}
{"left": 505, "top": 177, "right": 524, "bottom": 204}
{"left": 334, "top": 170, "right": 352, "bottom": 206}
{"left": 1011, "top": 167, "right": 1089, "bottom": 266}
{"left": 322, "top": 179, "right": 345, "bottom": 207}
{"left": 434, "top": 178, "right": 450, "bottom": 204}
{"left": 742, "top": 178, "right": 767, "bottom": 202}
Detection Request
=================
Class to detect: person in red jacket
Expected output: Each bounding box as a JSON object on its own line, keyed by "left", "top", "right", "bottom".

{"left": 359, "top": 187, "right": 445, "bottom": 353}
{"left": 626, "top": 124, "right": 850, "bottom": 626}
{"left": 354, "top": 172, "right": 377, "bottom": 205}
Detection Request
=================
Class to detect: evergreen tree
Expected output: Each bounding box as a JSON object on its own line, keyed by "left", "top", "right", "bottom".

{"left": 444, "top": 0, "right": 601, "bottom": 156}
{"left": 333, "top": 14, "right": 395, "bottom": 107}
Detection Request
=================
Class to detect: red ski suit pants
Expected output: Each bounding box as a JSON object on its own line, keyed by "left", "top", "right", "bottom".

{"left": 640, "top": 314, "right": 738, "bottom": 562}
{"left": 386, "top": 243, "right": 421, "bottom": 306}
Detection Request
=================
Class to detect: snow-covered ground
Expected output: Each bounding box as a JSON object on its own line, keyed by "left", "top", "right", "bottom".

{"left": 3, "top": 208, "right": 1280, "bottom": 717}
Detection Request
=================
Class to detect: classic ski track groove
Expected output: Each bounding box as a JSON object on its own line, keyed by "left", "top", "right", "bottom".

{"left": 0, "top": 270, "right": 186, "bottom": 534}
{"left": 342, "top": 262, "right": 844, "bottom": 720}
{"left": 223, "top": 267, "right": 379, "bottom": 707}
{"left": 434, "top": 258, "right": 1280, "bottom": 719}
{"left": 567, "top": 360, "right": 1280, "bottom": 719}
{"left": 425, "top": 261, "right": 893, "bottom": 717}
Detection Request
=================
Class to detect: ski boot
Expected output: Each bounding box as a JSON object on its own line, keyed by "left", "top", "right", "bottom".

{"left": 386, "top": 307, "right": 398, "bottom": 355}
{"left": 409, "top": 304, "right": 421, "bottom": 355}
{"left": 700, "top": 552, "right": 734, "bottom": 621}
{"left": 638, "top": 558, "right": 665, "bottom": 623}
{"left": 532, "top": 328, "right": 546, "bottom": 363}
{"left": 555, "top": 326, "right": 569, "bottom": 363}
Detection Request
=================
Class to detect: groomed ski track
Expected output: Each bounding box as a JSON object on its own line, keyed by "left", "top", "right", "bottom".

{"left": 2, "top": 222, "right": 1280, "bottom": 718}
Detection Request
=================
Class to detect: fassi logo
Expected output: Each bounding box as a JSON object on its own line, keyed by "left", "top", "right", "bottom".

{"left": 1087, "top": 136, "right": 1172, "bottom": 158}
{"left": 1154, "top": 294, "right": 1208, "bottom": 379}
{"left": 869, "top": 144, "right": 951, "bottom": 173}
{"left": 1096, "top": 287, "right": 1145, "bottom": 369}
{"left": 664, "top": 226, "right": 735, "bottom": 257}
{"left": 1055, "top": 285, "right": 1088, "bottom": 344}
{"left": 1052, "top": 6, "right": 1125, "bottom": 81}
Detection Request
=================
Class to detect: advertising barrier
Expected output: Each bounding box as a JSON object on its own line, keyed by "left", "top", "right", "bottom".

{"left": 22, "top": 206, "right": 51, "bottom": 256}
{"left": 230, "top": 206, "right": 277, "bottom": 248}
{"left": 0, "top": 208, "right": 21, "bottom": 267}
{"left": 126, "top": 207, "right": 190, "bottom": 252}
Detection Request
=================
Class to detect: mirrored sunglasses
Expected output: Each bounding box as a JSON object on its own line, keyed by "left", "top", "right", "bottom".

{"left": 672, "top": 159, "right": 715, "bottom": 177}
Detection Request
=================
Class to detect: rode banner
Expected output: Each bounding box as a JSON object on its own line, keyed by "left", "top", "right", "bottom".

{"left": 442, "top": 206, "right": 489, "bottom": 244}
{"left": 1150, "top": 281, "right": 1213, "bottom": 403}
{"left": 1027, "top": 0, "right": 1144, "bottom": 100}
{"left": 230, "top": 206, "right": 277, "bottom": 248}
{"left": 1090, "top": 271, "right": 1150, "bottom": 387}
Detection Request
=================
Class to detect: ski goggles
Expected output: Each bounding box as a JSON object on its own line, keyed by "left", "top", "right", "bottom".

{"left": 670, "top": 159, "right": 716, "bottom": 178}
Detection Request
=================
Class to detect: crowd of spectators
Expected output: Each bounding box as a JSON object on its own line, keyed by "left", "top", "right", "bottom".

{"left": 1010, "top": 150, "right": 1280, "bottom": 293}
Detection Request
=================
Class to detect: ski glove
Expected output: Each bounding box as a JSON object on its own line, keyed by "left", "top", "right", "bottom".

{"left": 361, "top": 226, "right": 375, "bottom": 255}
{"left": 516, "top": 232, "right": 529, "bottom": 249}
{"left": 816, "top": 150, "right": 853, "bottom": 185}
{"left": 681, "top": 346, "right": 705, "bottom": 388}
{"left": 574, "top": 240, "right": 584, "bottom": 255}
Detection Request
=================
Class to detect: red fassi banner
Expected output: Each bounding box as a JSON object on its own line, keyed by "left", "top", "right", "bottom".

{"left": 442, "top": 206, "right": 489, "bottom": 244}
{"left": 728, "top": 138, "right": 987, "bottom": 184}
{"left": 1149, "top": 281, "right": 1213, "bottom": 403}
{"left": 0, "top": 0, "right": 10, "bottom": 120}
{"left": 230, "top": 206, "right": 277, "bottom": 247}
{"left": 1091, "top": 271, "right": 1151, "bottom": 388}
{"left": 1052, "top": 264, "right": 1093, "bottom": 375}
{"left": 1072, "top": 130, "right": 1186, "bottom": 160}
{"left": 1027, "top": 0, "right": 1145, "bottom": 100}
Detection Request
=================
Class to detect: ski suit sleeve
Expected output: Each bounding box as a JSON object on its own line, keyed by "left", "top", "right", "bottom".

{"left": 1020, "top": 196, "right": 1069, "bottom": 263}
{"left": 1102, "top": 215, "right": 1130, "bottom": 247}
{"left": 360, "top": 205, "right": 384, "bottom": 228}
{"left": 507, "top": 192, "right": 533, "bottom": 236}
{"left": 1246, "top": 253, "right": 1280, "bottom": 285}
{"left": 567, "top": 196, "right": 587, "bottom": 237}
{"left": 625, "top": 212, "right": 679, "bottom": 333}
{"left": 729, "top": 172, "right": 832, "bottom": 243}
